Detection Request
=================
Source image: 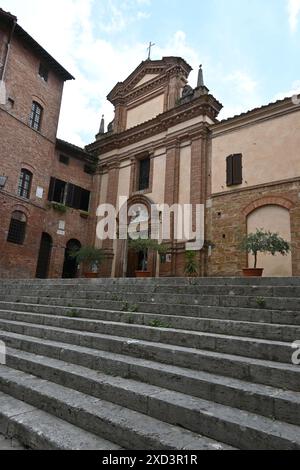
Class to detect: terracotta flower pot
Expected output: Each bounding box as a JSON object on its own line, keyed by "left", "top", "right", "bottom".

{"left": 242, "top": 268, "right": 264, "bottom": 277}
{"left": 135, "top": 271, "right": 151, "bottom": 278}
{"left": 84, "top": 272, "right": 98, "bottom": 279}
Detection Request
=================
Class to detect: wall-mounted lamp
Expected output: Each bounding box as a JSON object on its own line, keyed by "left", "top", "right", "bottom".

{"left": 0, "top": 176, "right": 8, "bottom": 189}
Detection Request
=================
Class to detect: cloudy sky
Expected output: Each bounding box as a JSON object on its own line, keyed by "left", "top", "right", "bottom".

{"left": 2, "top": 0, "right": 300, "bottom": 146}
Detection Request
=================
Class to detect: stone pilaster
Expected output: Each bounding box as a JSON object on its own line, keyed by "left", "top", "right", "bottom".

{"left": 100, "top": 162, "right": 120, "bottom": 277}
{"left": 164, "top": 139, "right": 180, "bottom": 275}
{"left": 190, "top": 126, "right": 210, "bottom": 276}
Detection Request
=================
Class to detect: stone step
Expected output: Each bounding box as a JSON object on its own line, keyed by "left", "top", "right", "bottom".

{"left": 0, "top": 433, "right": 25, "bottom": 450}
{"left": 2, "top": 277, "right": 300, "bottom": 286}
{"left": 0, "top": 307, "right": 298, "bottom": 345}
{"left": 1, "top": 300, "right": 299, "bottom": 326}
{"left": 1, "top": 295, "right": 300, "bottom": 323}
{"left": 0, "top": 390, "right": 120, "bottom": 450}
{"left": 0, "top": 366, "right": 234, "bottom": 450}
{"left": 3, "top": 284, "right": 300, "bottom": 298}
{"left": 0, "top": 329, "right": 299, "bottom": 392}
{"left": 0, "top": 316, "right": 293, "bottom": 363}
{"left": 1, "top": 290, "right": 299, "bottom": 311}
{"left": 5, "top": 346, "right": 300, "bottom": 427}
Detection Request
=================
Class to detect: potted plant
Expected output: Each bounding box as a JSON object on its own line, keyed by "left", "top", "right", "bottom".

{"left": 240, "top": 229, "right": 290, "bottom": 277}
{"left": 128, "top": 238, "right": 168, "bottom": 278}
{"left": 184, "top": 250, "right": 199, "bottom": 277}
{"left": 70, "top": 246, "right": 104, "bottom": 278}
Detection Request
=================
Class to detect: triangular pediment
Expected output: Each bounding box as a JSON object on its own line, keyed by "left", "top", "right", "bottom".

{"left": 133, "top": 74, "right": 160, "bottom": 89}
{"left": 107, "top": 57, "right": 192, "bottom": 104}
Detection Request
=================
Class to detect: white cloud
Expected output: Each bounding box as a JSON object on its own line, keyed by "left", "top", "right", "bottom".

{"left": 217, "top": 70, "right": 261, "bottom": 120}
{"left": 225, "top": 71, "right": 257, "bottom": 94}
{"left": 0, "top": 1, "right": 262, "bottom": 143}
{"left": 288, "top": 0, "right": 300, "bottom": 32}
{"left": 97, "top": 0, "right": 152, "bottom": 33}
{"left": 273, "top": 80, "right": 300, "bottom": 100}
{"left": 1, "top": 0, "right": 152, "bottom": 145}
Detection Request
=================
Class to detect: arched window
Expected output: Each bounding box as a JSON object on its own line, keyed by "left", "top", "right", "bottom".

{"left": 29, "top": 101, "right": 43, "bottom": 131}
{"left": 7, "top": 211, "right": 27, "bottom": 245}
{"left": 18, "top": 169, "right": 32, "bottom": 199}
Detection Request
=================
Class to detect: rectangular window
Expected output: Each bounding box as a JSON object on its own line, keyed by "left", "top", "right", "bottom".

{"left": 39, "top": 63, "right": 49, "bottom": 82}
{"left": 29, "top": 101, "right": 43, "bottom": 131}
{"left": 226, "top": 154, "right": 243, "bottom": 186}
{"left": 48, "top": 177, "right": 90, "bottom": 211}
{"left": 84, "top": 164, "right": 94, "bottom": 174}
{"left": 80, "top": 188, "right": 91, "bottom": 212}
{"left": 59, "top": 155, "right": 70, "bottom": 165}
{"left": 7, "top": 212, "right": 27, "bottom": 245}
{"left": 66, "top": 183, "right": 90, "bottom": 211}
{"left": 48, "top": 177, "right": 67, "bottom": 204}
{"left": 138, "top": 157, "right": 150, "bottom": 191}
{"left": 18, "top": 169, "right": 33, "bottom": 199}
{"left": 7, "top": 219, "right": 26, "bottom": 244}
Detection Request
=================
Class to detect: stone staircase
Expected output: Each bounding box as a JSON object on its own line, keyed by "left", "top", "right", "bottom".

{"left": 0, "top": 277, "right": 299, "bottom": 450}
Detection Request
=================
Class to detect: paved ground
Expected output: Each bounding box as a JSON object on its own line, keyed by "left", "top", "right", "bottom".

{"left": 0, "top": 434, "right": 25, "bottom": 450}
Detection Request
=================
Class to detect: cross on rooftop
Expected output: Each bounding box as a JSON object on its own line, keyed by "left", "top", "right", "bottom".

{"left": 147, "top": 41, "right": 155, "bottom": 60}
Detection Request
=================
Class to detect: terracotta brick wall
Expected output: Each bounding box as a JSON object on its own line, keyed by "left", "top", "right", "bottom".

{"left": 4, "top": 34, "right": 64, "bottom": 142}
{"left": 207, "top": 181, "right": 300, "bottom": 276}
{"left": 0, "top": 29, "right": 95, "bottom": 279}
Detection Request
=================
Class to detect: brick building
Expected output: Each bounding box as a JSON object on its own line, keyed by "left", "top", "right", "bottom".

{"left": 0, "top": 9, "right": 97, "bottom": 279}
{"left": 1, "top": 7, "right": 300, "bottom": 279}
{"left": 88, "top": 58, "right": 300, "bottom": 278}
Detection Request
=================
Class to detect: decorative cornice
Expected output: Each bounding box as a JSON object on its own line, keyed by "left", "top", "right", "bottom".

{"left": 211, "top": 176, "right": 300, "bottom": 199}
{"left": 87, "top": 94, "right": 222, "bottom": 156}
{"left": 212, "top": 97, "right": 300, "bottom": 137}
{"left": 108, "top": 57, "right": 192, "bottom": 105}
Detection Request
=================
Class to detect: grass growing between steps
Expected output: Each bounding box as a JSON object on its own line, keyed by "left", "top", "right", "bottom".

{"left": 256, "top": 297, "right": 267, "bottom": 309}
{"left": 65, "top": 310, "right": 79, "bottom": 318}
{"left": 148, "top": 319, "right": 171, "bottom": 329}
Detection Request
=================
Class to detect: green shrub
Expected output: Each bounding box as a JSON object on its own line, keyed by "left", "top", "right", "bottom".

{"left": 240, "top": 229, "right": 290, "bottom": 268}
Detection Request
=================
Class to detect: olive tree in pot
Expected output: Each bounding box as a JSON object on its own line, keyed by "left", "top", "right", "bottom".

{"left": 240, "top": 229, "right": 290, "bottom": 277}
{"left": 70, "top": 246, "right": 104, "bottom": 278}
{"left": 128, "top": 238, "right": 168, "bottom": 278}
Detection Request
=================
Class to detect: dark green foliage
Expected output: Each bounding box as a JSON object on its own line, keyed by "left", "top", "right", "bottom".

{"left": 240, "top": 229, "right": 290, "bottom": 268}
{"left": 184, "top": 251, "right": 199, "bottom": 277}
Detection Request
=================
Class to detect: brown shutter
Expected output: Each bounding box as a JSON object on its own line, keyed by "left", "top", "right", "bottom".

{"left": 73, "top": 185, "right": 82, "bottom": 209}
{"left": 232, "top": 154, "right": 243, "bottom": 185}
{"left": 80, "top": 189, "right": 91, "bottom": 212}
{"left": 47, "top": 177, "right": 56, "bottom": 201}
{"left": 66, "top": 183, "right": 75, "bottom": 208}
{"left": 226, "top": 155, "right": 233, "bottom": 186}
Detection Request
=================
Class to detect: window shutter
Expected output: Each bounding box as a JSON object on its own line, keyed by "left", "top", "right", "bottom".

{"left": 66, "top": 183, "right": 75, "bottom": 207}
{"left": 232, "top": 154, "right": 243, "bottom": 185}
{"left": 48, "top": 177, "right": 56, "bottom": 201}
{"left": 226, "top": 155, "right": 233, "bottom": 186}
{"left": 73, "top": 185, "right": 82, "bottom": 210}
{"left": 80, "top": 189, "right": 91, "bottom": 212}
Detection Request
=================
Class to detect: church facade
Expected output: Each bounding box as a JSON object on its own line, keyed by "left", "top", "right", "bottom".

{"left": 87, "top": 57, "right": 300, "bottom": 278}
{"left": 1, "top": 6, "right": 300, "bottom": 279}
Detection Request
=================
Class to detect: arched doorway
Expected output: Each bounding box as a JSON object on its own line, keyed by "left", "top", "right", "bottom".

{"left": 36, "top": 233, "right": 53, "bottom": 279}
{"left": 247, "top": 205, "right": 292, "bottom": 277}
{"left": 127, "top": 206, "right": 151, "bottom": 277}
{"left": 62, "top": 239, "right": 81, "bottom": 279}
{"left": 115, "top": 195, "right": 157, "bottom": 278}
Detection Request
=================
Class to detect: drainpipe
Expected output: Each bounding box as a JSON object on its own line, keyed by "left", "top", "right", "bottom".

{"left": 1, "top": 18, "right": 17, "bottom": 82}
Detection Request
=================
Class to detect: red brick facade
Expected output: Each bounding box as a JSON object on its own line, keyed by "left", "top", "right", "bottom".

{"left": 0, "top": 10, "right": 96, "bottom": 279}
